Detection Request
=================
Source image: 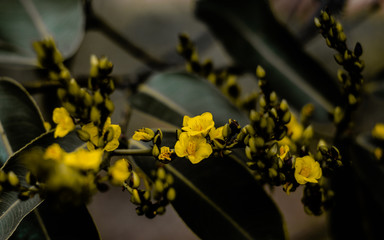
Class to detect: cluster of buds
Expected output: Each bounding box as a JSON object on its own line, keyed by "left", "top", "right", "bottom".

{"left": 177, "top": 34, "right": 257, "bottom": 112}
{"left": 314, "top": 9, "right": 364, "bottom": 130}
{"left": 127, "top": 167, "right": 176, "bottom": 218}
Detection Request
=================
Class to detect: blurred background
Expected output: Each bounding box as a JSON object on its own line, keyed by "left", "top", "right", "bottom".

{"left": 2, "top": 0, "right": 384, "bottom": 239}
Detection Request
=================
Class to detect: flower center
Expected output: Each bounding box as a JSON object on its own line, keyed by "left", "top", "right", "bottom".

{"left": 300, "top": 166, "right": 311, "bottom": 178}
{"left": 187, "top": 141, "right": 196, "bottom": 155}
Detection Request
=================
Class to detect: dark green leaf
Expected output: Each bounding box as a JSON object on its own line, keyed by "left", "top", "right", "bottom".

{"left": 130, "top": 131, "right": 287, "bottom": 240}
{"left": 330, "top": 135, "right": 384, "bottom": 239}
{"left": 129, "top": 72, "right": 248, "bottom": 126}
{"left": 0, "top": 77, "right": 99, "bottom": 239}
{"left": 0, "top": 130, "right": 86, "bottom": 239}
{"left": 0, "top": 0, "right": 85, "bottom": 65}
{"left": 195, "top": 0, "right": 342, "bottom": 121}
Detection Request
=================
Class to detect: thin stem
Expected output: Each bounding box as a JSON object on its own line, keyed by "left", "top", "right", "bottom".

{"left": 112, "top": 148, "right": 153, "bottom": 156}
{"left": 85, "top": 2, "right": 171, "bottom": 71}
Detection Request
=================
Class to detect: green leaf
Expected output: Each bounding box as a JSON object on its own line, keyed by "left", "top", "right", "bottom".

{"left": 0, "top": 77, "right": 99, "bottom": 239}
{"left": 0, "top": 77, "right": 46, "bottom": 165}
{"left": 195, "top": 0, "right": 342, "bottom": 121}
{"left": 129, "top": 72, "right": 249, "bottom": 126}
{"left": 130, "top": 131, "right": 287, "bottom": 240}
{"left": 329, "top": 135, "right": 384, "bottom": 239}
{"left": 0, "top": 0, "right": 85, "bottom": 66}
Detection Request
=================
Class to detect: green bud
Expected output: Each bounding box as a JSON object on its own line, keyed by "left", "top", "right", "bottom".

{"left": 8, "top": 171, "right": 19, "bottom": 187}
{"left": 254, "top": 137, "right": 264, "bottom": 148}
{"left": 338, "top": 32, "right": 346, "bottom": 42}
{"left": 344, "top": 50, "right": 350, "bottom": 61}
{"left": 280, "top": 99, "right": 289, "bottom": 112}
{"left": 155, "top": 179, "right": 164, "bottom": 193}
{"left": 279, "top": 173, "right": 286, "bottom": 182}
{"left": 334, "top": 106, "right": 344, "bottom": 124}
{"left": 222, "top": 123, "right": 231, "bottom": 138}
{"left": 57, "top": 88, "right": 66, "bottom": 101}
{"left": 250, "top": 110, "right": 260, "bottom": 122}
{"left": 212, "top": 139, "right": 225, "bottom": 149}
{"left": 267, "top": 143, "right": 278, "bottom": 159}
{"left": 256, "top": 65, "right": 266, "bottom": 78}
{"left": 131, "top": 171, "right": 141, "bottom": 189}
{"left": 325, "top": 38, "right": 332, "bottom": 47}
{"left": 260, "top": 117, "right": 267, "bottom": 129}
{"left": 156, "top": 206, "right": 166, "bottom": 215}
{"left": 62, "top": 102, "right": 76, "bottom": 115}
{"left": 131, "top": 189, "right": 141, "bottom": 205}
{"left": 314, "top": 17, "right": 321, "bottom": 28}
{"left": 94, "top": 91, "right": 104, "bottom": 105}
{"left": 321, "top": 11, "right": 329, "bottom": 21}
{"left": 76, "top": 129, "right": 90, "bottom": 142}
{"left": 270, "top": 91, "right": 277, "bottom": 103}
{"left": 245, "top": 146, "right": 252, "bottom": 160}
{"left": 257, "top": 161, "right": 265, "bottom": 169}
{"left": 90, "top": 107, "right": 101, "bottom": 123}
{"left": 143, "top": 191, "right": 151, "bottom": 201}
{"left": 0, "top": 171, "right": 7, "bottom": 182}
{"left": 166, "top": 174, "right": 174, "bottom": 185}
{"left": 157, "top": 167, "right": 166, "bottom": 180}
{"left": 259, "top": 96, "right": 266, "bottom": 108}
{"left": 268, "top": 168, "right": 278, "bottom": 178}
{"left": 270, "top": 108, "right": 278, "bottom": 119}
{"left": 167, "top": 187, "right": 176, "bottom": 201}
{"left": 222, "top": 150, "right": 232, "bottom": 155}
{"left": 334, "top": 54, "right": 343, "bottom": 64}
{"left": 107, "top": 79, "right": 115, "bottom": 93}
{"left": 282, "top": 111, "right": 291, "bottom": 124}
{"left": 105, "top": 98, "right": 115, "bottom": 113}
{"left": 244, "top": 124, "right": 256, "bottom": 136}
{"left": 236, "top": 131, "right": 246, "bottom": 142}
{"left": 152, "top": 145, "right": 160, "bottom": 157}
{"left": 68, "top": 78, "right": 80, "bottom": 96}
{"left": 83, "top": 91, "right": 93, "bottom": 107}
{"left": 60, "top": 69, "right": 71, "bottom": 81}
{"left": 97, "top": 137, "right": 105, "bottom": 148}
{"left": 248, "top": 137, "right": 257, "bottom": 153}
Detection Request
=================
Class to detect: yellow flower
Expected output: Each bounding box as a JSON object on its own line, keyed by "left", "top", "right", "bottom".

{"left": 175, "top": 132, "right": 212, "bottom": 164}
{"left": 158, "top": 146, "right": 174, "bottom": 161}
{"left": 278, "top": 145, "right": 289, "bottom": 161}
{"left": 64, "top": 148, "right": 103, "bottom": 171}
{"left": 44, "top": 143, "right": 65, "bottom": 161}
{"left": 372, "top": 123, "right": 384, "bottom": 140}
{"left": 53, "top": 107, "right": 75, "bottom": 138}
{"left": 286, "top": 115, "right": 303, "bottom": 142}
{"left": 182, "top": 112, "right": 215, "bottom": 137}
{"left": 209, "top": 126, "right": 224, "bottom": 141}
{"left": 294, "top": 155, "right": 322, "bottom": 184}
{"left": 82, "top": 117, "right": 121, "bottom": 151}
{"left": 109, "top": 159, "right": 130, "bottom": 185}
{"left": 132, "top": 128, "right": 155, "bottom": 141}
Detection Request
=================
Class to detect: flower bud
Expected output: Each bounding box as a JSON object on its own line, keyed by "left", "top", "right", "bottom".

{"left": 76, "top": 129, "right": 90, "bottom": 142}
{"left": 105, "top": 98, "right": 115, "bottom": 113}
{"left": 68, "top": 78, "right": 80, "bottom": 96}
{"left": 157, "top": 167, "right": 166, "bottom": 180}
{"left": 167, "top": 187, "right": 176, "bottom": 201}
{"left": 131, "top": 171, "right": 141, "bottom": 189}
{"left": 94, "top": 91, "right": 104, "bottom": 105}
{"left": 256, "top": 65, "right": 266, "bottom": 78}
{"left": 131, "top": 189, "right": 141, "bottom": 205}
{"left": 152, "top": 145, "right": 160, "bottom": 157}
{"left": 8, "top": 171, "right": 19, "bottom": 187}
{"left": 155, "top": 179, "right": 164, "bottom": 193}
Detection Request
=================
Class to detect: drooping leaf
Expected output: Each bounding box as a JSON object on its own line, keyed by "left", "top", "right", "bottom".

{"left": 129, "top": 72, "right": 249, "bottom": 126}
{"left": 329, "top": 134, "right": 384, "bottom": 239}
{"left": 130, "top": 131, "right": 287, "bottom": 240}
{"left": 0, "top": 77, "right": 99, "bottom": 239}
{"left": 0, "top": 0, "right": 85, "bottom": 66}
{"left": 195, "top": 0, "right": 342, "bottom": 121}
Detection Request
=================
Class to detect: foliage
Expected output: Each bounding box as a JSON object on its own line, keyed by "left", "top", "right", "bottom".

{"left": 1, "top": 0, "right": 384, "bottom": 239}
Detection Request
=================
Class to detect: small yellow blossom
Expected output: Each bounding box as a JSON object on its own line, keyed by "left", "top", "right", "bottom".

{"left": 278, "top": 136, "right": 297, "bottom": 153}
{"left": 52, "top": 107, "right": 75, "bottom": 138}
{"left": 175, "top": 132, "right": 212, "bottom": 164}
{"left": 278, "top": 145, "right": 289, "bottom": 161}
{"left": 44, "top": 143, "right": 65, "bottom": 161}
{"left": 158, "top": 146, "right": 174, "bottom": 161}
{"left": 294, "top": 155, "right": 322, "bottom": 184}
{"left": 132, "top": 128, "right": 155, "bottom": 141}
{"left": 64, "top": 148, "right": 103, "bottom": 171}
{"left": 286, "top": 115, "right": 303, "bottom": 142}
{"left": 82, "top": 117, "right": 121, "bottom": 151}
{"left": 182, "top": 112, "right": 215, "bottom": 137}
{"left": 372, "top": 123, "right": 384, "bottom": 140}
{"left": 109, "top": 159, "right": 130, "bottom": 185}
{"left": 209, "top": 126, "right": 224, "bottom": 141}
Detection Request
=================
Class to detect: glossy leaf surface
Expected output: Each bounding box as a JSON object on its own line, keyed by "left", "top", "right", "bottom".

{"left": 195, "top": 0, "right": 342, "bottom": 121}
{"left": 130, "top": 131, "right": 287, "bottom": 240}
